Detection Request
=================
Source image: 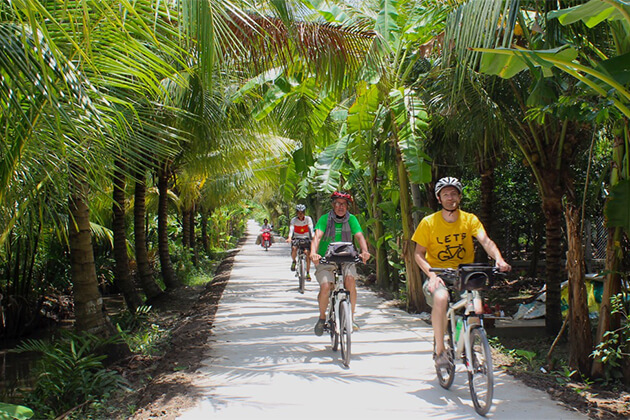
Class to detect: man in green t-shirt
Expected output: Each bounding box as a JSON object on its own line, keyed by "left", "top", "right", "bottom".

{"left": 310, "top": 191, "right": 370, "bottom": 336}
{"left": 412, "top": 177, "right": 511, "bottom": 368}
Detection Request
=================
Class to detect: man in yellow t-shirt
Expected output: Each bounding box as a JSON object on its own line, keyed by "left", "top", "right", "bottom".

{"left": 412, "top": 177, "right": 511, "bottom": 368}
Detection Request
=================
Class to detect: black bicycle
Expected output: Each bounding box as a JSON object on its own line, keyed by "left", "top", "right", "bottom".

{"left": 429, "top": 263, "right": 502, "bottom": 416}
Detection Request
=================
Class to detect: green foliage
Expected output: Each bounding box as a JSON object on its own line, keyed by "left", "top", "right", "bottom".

{"left": 605, "top": 180, "right": 630, "bottom": 234}
{"left": 11, "top": 331, "right": 127, "bottom": 419}
{"left": 591, "top": 293, "right": 630, "bottom": 381}
{"left": 0, "top": 402, "right": 33, "bottom": 420}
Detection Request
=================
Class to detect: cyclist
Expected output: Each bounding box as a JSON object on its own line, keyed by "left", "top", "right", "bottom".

{"left": 412, "top": 177, "right": 511, "bottom": 367}
{"left": 310, "top": 191, "right": 370, "bottom": 336}
{"left": 286, "top": 204, "right": 314, "bottom": 279}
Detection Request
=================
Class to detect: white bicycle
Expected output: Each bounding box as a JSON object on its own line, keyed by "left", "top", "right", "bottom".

{"left": 320, "top": 242, "right": 359, "bottom": 367}
{"left": 430, "top": 263, "right": 502, "bottom": 416}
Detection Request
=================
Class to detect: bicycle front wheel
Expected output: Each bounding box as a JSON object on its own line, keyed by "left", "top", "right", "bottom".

{"left": 297, "top": 254, "right": 306, "bottom": 294}
{"left": 468, "top": 326, "right": 494, "bottom": 416}
{"left": 329, "top": 306, "right": 339, "bottom": 351}
{"left": 339, "top": 299, "right": 352, "bottom": 367}
{"left": 436, "top": 320, "right": 456, "bottom": 389}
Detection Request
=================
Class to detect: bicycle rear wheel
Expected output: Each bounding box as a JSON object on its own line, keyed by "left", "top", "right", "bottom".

{"left": 436, "top": 320, "right": 456, "bottom": 389}
{"left": 339, "top": 299, "right": 352, "bottom": 367}
{"left": 468, "top": 326, "right": 494, "bottom": 416}
{"left": 297, "top": 254, "right": 306, "bottom": 294}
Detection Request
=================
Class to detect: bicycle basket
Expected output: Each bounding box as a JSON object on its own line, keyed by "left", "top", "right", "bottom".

{"left": 324, "top": 242, "right": 357, "bottom": 262}
{"left": 457, "top": 264, "right": 494, "bottom": 291}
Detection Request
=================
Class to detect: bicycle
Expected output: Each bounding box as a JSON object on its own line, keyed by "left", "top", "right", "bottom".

{"left": 292, "top": 238, "right": 311, "bottom": 294}
{"left": 319, "top": 242, "right": 359, "bottom": 367}
{"left": 429, "top": 263, "right": 502, "bottom": 416}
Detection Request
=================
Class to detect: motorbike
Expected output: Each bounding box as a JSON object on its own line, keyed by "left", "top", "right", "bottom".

{"left": 261, "top": 228, "right": 272, "bottom": 251}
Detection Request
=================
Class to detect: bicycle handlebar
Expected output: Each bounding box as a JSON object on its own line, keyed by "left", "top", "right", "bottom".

{"left": 320, "top": 255, "right": 362, "bottom": 265}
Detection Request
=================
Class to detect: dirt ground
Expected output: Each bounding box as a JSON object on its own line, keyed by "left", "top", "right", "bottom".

{"left": 107, "top": 253, "right": 630, "bottom": 420}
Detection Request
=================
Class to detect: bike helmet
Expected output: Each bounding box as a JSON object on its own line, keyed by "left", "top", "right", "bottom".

{"left": 296, "top": 204, "right": 306, "bottom": 212}
{"left": 330, "top": 191, "right": 353, "bottom": 203}
{"left": 435, "top": 177, "right": 463, "bottom": 198}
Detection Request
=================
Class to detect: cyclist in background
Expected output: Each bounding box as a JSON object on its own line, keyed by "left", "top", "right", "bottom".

{"left": 286, "top": 204, "right": 314, "bottom": 279}
{"left": 310, "top": 191, "right": 370, "bottom": 336}
{"left": 412, "top": 177, "right": 511, "bottom": 367}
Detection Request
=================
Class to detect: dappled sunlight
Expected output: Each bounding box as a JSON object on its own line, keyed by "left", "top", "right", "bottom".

{"left": 178, "top": 219, "right": 586, "bottom": 419}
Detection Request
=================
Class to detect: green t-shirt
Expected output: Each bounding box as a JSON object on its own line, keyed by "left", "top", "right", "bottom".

{"left": 314, "top": 213, "right": 363, "bottom": 257}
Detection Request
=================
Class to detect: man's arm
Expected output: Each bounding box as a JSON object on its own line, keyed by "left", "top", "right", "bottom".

{"left": 286, "top": 220, "right": 295, "bottom": 243}
{"left": 310, "top": 229, "right": 323, "bottom": 263}
{"left": 475, "top": 230, "right": 511, "bottom": 272}
{"left": 414, "top": 243, "right": 443, "bottom": 293}
{"left": 354, "top": 232, "right": 371, "bottom": 263}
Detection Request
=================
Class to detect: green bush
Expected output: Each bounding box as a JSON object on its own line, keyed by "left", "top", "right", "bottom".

{"left": 12, "top": 331, "right": 127, "bottom": 419}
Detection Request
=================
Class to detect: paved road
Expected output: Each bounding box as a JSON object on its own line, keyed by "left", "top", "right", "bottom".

{"left": 179, "top": 220, "right": 585, "bottom": 419}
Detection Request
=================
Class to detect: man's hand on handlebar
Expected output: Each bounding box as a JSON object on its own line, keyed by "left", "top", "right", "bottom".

{"left": 359, "top": 250, "right": 370, "bottom": 264}
{"left": 496, "top": 260, "right": 511, "bottom": 272}
{"left": 311, "top": 253, "right": 321, "bottom": 264}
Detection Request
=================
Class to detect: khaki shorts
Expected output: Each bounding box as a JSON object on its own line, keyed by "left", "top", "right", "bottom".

{"left": 315, "top": 262, "right": 358, "bottom": 285}
{"left": 423, "top": 278, "right": 480, "bottom": 307}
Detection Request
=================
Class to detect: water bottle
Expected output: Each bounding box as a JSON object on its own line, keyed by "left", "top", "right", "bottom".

{"left": 455, "top": 316, "right": 463, "bottom": 342}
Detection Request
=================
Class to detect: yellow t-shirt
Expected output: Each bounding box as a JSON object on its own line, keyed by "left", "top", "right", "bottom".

{"left": 411, "top": 210, "right": 485, "bottom": 269}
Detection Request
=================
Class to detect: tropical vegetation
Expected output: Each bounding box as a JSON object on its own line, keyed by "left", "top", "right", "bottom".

{"left": 1, "top": 0, "right": 628, "bottom": 418}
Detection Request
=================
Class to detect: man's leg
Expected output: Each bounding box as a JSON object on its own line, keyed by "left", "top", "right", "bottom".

{"left": 318, "top": 282, "right": 331, "bottom": 319}
{"left": 314, "top": 263, "right": 334, "bottom": 336}
{"left": 343, "top": 275, "right": 357, "bottom": 314}
{"left": 432, "top": 288, "right": 449, "bottom": 355}
{"left": 290, "top": 246, "right": 297, "bottom": 270}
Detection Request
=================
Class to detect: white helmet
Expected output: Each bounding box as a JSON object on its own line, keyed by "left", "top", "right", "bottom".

{"left": 295, "top": 204, "right": 306, "bottom": 212}
{"left": 435, "top": 177, "right": 463, "bottom": 198}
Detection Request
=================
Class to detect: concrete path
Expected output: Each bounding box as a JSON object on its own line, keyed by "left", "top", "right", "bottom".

{"left": 179, "top": 220, "right": 585, "bottom": 419}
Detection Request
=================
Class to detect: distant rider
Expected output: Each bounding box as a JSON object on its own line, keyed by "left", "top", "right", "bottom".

{"left": 257, "top": 218, "right": 274, "bottom": 245}
{"left": 286, "top": 204, "right": 314, "bottom": 280}
{"left": 310, "top": 191, "right": 370, "bottom": 335}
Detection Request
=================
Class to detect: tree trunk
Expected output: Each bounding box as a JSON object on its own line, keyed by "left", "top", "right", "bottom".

{"left": 112, "top": 161, "right": 142, "bottom": 312}
{"left": 476, "top": 161, "right": 495, "bottom": 263}
{"left": 134, "top": 171, "right": 162, "bottom": 300}
{"left": 68, "top": 168, "right": 113, "bottom": 335}
{"left": 200, "top": 206, "right": 210, "bottom": 253}
{"left": 541, "top": 193, "right": 564, "bottom": 335}
{"left": 564, "top": 200, "right": 593, "bottom": 375}
{"left": 182, "top": 207, "right": 191, "bottom": 249}
{"left": 157, "top": 166, "right": 179, "bottom": 289}
{"left": 396, "top": 149, "right": 427, "bottom": 313}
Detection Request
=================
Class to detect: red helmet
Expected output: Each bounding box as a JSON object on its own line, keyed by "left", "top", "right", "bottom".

{"left": 331, "top": 191, "right": 353, "bottom": 203}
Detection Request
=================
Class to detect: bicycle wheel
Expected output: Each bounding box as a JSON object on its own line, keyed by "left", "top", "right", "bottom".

{"left": 297, "top": 254, "right": 306, "bottom": 294}
{"left": 328, "top": 306, "right": 339, "bottom": 351}
{"left": 467, "top": 326, "right": 494, "bottom": 416}
{"left": 436, "top": 320, "right": 456, "bottom": 389}
{"left": 339, "top": 299, "right": 352, "bottom": 367}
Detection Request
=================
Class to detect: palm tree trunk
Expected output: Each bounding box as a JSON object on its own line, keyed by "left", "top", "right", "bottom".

{"left": 477, "top": 157, "right": 495, "bottom": 262}
{"left": 182, "top": 208, "right": 191, "bottom": 249}
{"left": 157, "top": 166, "right": 179, "bottom": 289}
{"left": 112, "top": 161, "right": 142, "bottom": 312}
{"left": 134, "top": 171, "right": 162, "bottom": 300}
{"left": 200, "top": 206, "right": 210, "bottom": 253}
{"left": 68, "top": 167, "right": 113, "bottom": 335}
{"left": 396, "top": 148, "right": 426, "bottom": 313}
{"left": 564, "top": 200, "right": 593, "bottom": 375}
{"left": 541, "top": 192, "right": 564, "bottom": 335}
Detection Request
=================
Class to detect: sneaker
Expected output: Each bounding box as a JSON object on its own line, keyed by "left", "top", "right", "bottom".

{"left": 352, "top": 321, "right": 360, "bottom": 332}
{"left": 290, "top": 261, "right": 296, "bottom": 271}
{"left": 306, "top": 273, "right": 311, "bottom": 281}
{"left": 434, "top": 351, "right": 451, "bottom": 369}
{"left": 314, "top": 318, "right": 326, "bottom": 336}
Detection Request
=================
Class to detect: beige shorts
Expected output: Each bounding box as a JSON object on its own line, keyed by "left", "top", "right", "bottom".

{"left": 314, "top": 262, "right": 358, "bottom": 285}
{"left": 422, "top": 278, "right": 480, "bottom": 307}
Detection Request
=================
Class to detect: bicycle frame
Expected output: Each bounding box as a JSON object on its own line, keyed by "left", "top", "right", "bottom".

{"left": 447, "top": 291, "right": 480, "bottom": 369}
